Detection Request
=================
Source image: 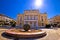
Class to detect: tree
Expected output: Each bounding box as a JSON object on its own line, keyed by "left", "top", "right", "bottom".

{"left": 23, "top": 24, "right": 30, "bottom": 31}
{"left": 45, "top": 24, "right": 51, "bottom": 28}
{"left": 53, "top": 24, "right": 57, "bottom": 27}
{"left": 0, "top": 20, "right": 5, "bottom": 26}
{"left": 4, "top": 20, "right": 10, "bottom": 25}
{"left": 10, "top": 20, "right": 16, "bottom": 27}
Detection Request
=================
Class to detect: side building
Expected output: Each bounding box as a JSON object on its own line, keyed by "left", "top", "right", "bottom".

{"left": 0, "top": 14, "right": 15, "bottom": 23}
{"left": 48, "top": 15, "right": 60, "bottom": 27}
{"left": 49, "top": 15, "right": 60, "bottom": 24}
{"left": 17, "top": 10, "right": 48, "bottom": 28}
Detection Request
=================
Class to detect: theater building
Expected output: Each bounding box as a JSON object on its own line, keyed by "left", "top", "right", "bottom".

{"left": 17, "top": 10, "right": 48, "bottom": 27}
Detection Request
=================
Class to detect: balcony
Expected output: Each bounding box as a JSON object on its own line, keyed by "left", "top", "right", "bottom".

{"left": 24, "top": 19, "right": 38, "bottom": 21}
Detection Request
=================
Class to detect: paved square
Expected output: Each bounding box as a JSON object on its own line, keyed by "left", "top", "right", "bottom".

{"left": 0, "top": 28, "right": 60, "bottom": 40}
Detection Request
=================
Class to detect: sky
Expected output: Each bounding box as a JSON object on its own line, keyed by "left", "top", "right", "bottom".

{"left": 0, "top": 0, "right": 60, "bottom": 20}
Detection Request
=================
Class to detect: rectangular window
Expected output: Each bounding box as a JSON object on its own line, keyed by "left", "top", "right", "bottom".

{"left": 25, "top": 21, "right": 28, "bottom": 24}
{"left": 45, "top": 16, "right": 47, "bottom": 21}
{"left": 42, "top": 23, "right": 44, "bottom": 26}
{"left": 24, "top": 15, "right": 27, "bottom": 20}
{"left": 42, "top": 19, "right": 43, "bottom": 21}
{"left": 26, "top": 15, "right": 29, "bottom": 20}
{"left": 20, "top": 17, "right": 22, "bottom": 21}
{"left": 30, "top": 16, "right": 32, "bottom": 20}
{"left": 34, "top": 15, "right": 38, "bottom": 20}
{"left": 41, "top": 16, "right": 43, "bottom": 21}
{"left": 34, "top": 16, "right": 35, "bottom": 20}
{"left": 34, "top": 22, "right": 36, "bottom": 26}
{"left": 41, "top": 16, "right": 43, "bottom": 18}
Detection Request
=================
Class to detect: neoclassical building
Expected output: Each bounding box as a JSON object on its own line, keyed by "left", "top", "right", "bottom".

{"left": 17, "top": 10, "right": 48, "bottom": 27}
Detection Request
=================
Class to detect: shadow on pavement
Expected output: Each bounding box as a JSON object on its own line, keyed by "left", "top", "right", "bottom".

{"left": 1, "top": 32, "right": 47, "bottom": 40}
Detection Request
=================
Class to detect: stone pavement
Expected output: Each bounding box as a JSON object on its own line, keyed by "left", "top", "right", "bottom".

{"left": 38, "top": 29, "right": 60, "bottom": 40}
{"left": 0, "top": 28, "right": 60, "bottom": 40}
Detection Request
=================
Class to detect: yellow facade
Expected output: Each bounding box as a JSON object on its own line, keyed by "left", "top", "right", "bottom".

{"left": 17, "top": 10, "right": 48, "bottom": 27}
{"left": 0, "top": 14, "right": 14, "bottom": 21}
{"left": 48, "top": 15, "right": 60, "bottom": 25}
{"left": 53, "top": 15, "right": 60, "bottom": 24}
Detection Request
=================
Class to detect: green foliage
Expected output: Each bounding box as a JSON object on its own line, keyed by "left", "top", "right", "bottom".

{"left": 54, "top": 24, "right": 57, "bottom": 27}
{"left": 23, "top": 24, "right": 30, "bottom": 31}
{"left": 4, "top": 22, "right": 9, "bottom": 25}
{"left": 10, "top": 20, "right": 16, "bottom": 27}
{"left": 45, "top": 24, "right": 51, "bottom": 28}
{"left": 0, "top": 20, "right": 5, "bottom": 26}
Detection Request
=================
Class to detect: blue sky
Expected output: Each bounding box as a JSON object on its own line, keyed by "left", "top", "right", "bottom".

{"left": 0, "top": 0, "right": 60, "bottom": 20}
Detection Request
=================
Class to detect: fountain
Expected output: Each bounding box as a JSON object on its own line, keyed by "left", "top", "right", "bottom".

{"left": 5, "top": 24, "right": 46, "bottom": 38}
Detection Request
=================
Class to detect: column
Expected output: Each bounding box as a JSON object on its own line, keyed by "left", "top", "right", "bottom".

{"left": 36, "top": 21, "right": 38, "bottom": 27}
{"left": 32, "top": 22, "right": 34, "bottom": 28}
